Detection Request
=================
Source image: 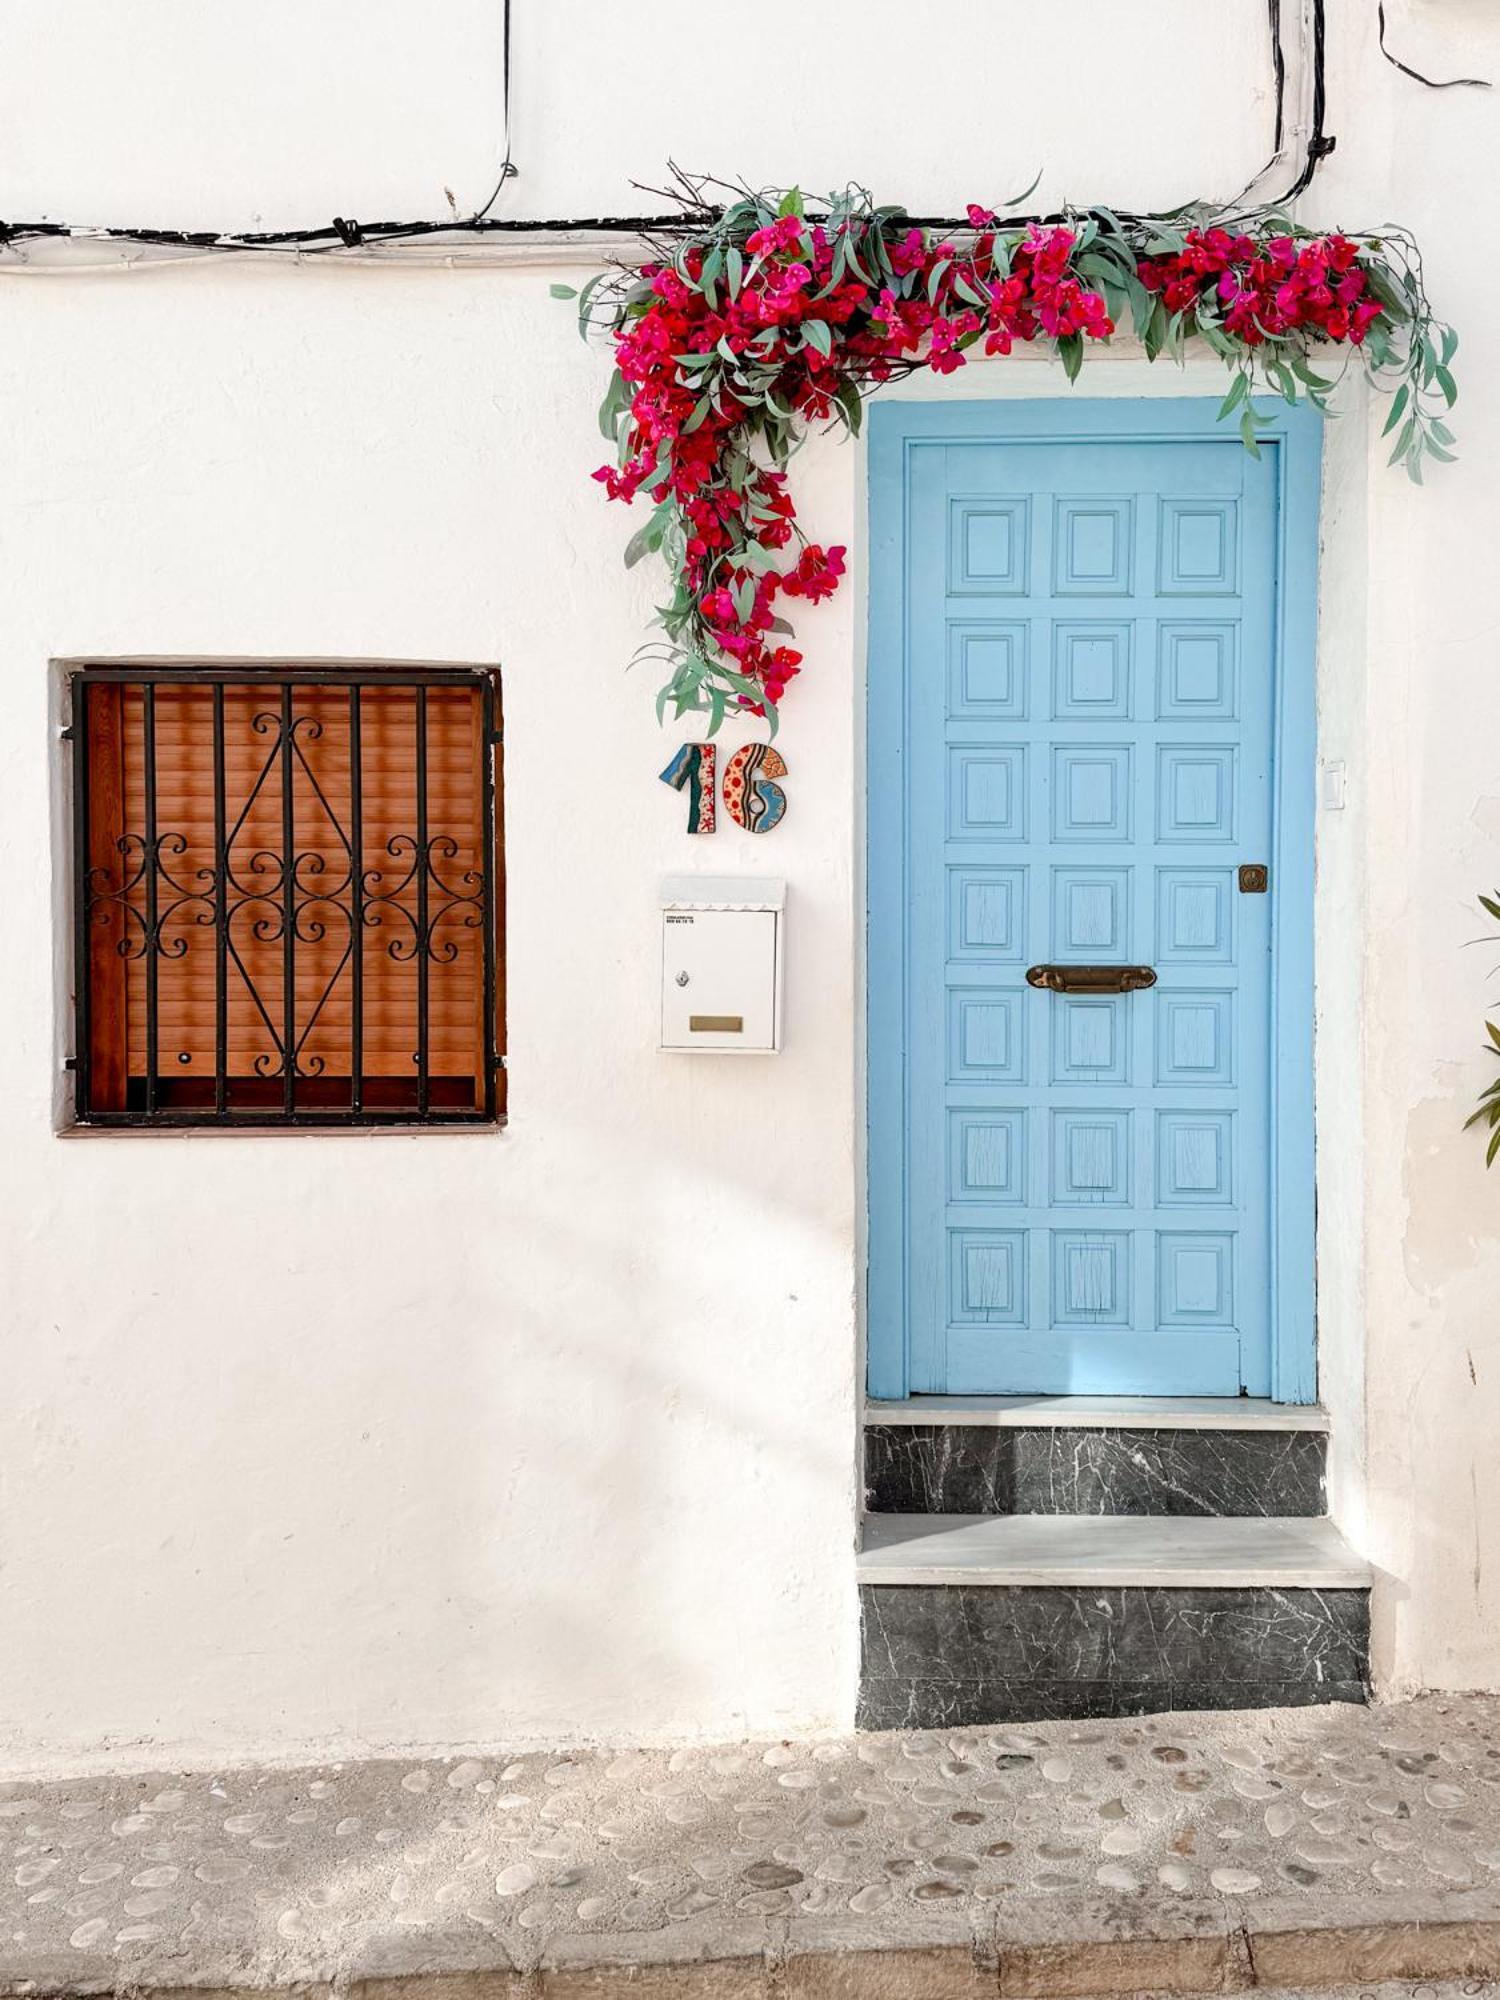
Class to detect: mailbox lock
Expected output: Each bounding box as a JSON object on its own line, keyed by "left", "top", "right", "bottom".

{"left": 675, "top": 971, "right": 690, "bottom": 987}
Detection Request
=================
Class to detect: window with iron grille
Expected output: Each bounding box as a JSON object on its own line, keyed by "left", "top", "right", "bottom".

{"left": 69, "top": 666, "right": 504, "bottom": 1127}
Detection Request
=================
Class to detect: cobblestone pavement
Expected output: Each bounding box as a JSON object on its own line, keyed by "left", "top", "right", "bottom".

{"left": 3, "top": 1696, "right": 1500, "bottom": 1995}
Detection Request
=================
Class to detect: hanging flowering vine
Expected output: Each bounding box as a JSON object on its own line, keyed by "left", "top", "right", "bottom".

{"left": 557, "top": 179, "right": 1455, "bottom": 732}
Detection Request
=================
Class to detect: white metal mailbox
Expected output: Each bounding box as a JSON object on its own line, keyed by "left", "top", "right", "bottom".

{"left": 660, "top": 876, "right": 786, "bottom": 1054}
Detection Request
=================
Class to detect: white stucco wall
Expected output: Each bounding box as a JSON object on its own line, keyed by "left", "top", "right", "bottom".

{"left": 1, "top": 0, "right": 1498, "bottom": 1770}
{"left": 1317, "top": 0, "right": 1500, "bottom": 1698}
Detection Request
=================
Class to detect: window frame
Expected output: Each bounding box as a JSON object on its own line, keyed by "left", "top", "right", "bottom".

{"left": 67, "top": 662, "right": 506, "bottom": 1131}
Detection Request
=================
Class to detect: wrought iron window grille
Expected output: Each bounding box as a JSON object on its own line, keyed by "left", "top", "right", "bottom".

{"left": 69, "top": 666, "right": 504, "bottom": 1128}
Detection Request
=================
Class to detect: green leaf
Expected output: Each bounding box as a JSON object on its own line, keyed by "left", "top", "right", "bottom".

{"left": 1240, "top": 404, "right": 1263, "bottom": 458}
{"left": 596, "top": 369, "right": 629, "bottom": 442}
{"left": 834, "top": 379, "right": 865, "bottom": 437}
{"left": 576, "top": 271, "right": 606, "bottom": 343}
{"left": 1485, "top": 1122, "right": 1500, "bottom": 1168}
{"left": 803, "top": 318, "right": 833, "bottom": 358}
{"left": 842, "top": 233, "right": 874, "bottom": 286}
{"left": 777, "top": 187, "right": 805, "bottom": 219}
{"left": 549, "top": 282, "right": 578, "bottom": 299}
{"left": 1057, "top": 333, "right": 1084, "bottom": 384}
{"left": 1381, "top": 383, "right": 1410, "bottom": 436}
{"left": 1478, "top": 894, "right": 1500, "bottom": 921}
{"left": 726, "top": 246, "right": 743, "bottom": 298}
{"left": 623, "top": 520, "right": 661, "bottom": 569}
{"left": 1218, "top": 372, "right": 1249, "bottom": 421}
{"left": 1435, "top": 363, "right": 1458, "bottom": 407}
{"left": 1129, "top": 281, "right": 1157, "bottom": 342}
{"left": 1143, "top": 298, "right": 1170, "bottom": 362}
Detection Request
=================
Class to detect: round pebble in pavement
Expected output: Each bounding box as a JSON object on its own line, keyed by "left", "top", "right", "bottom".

{"left": 5, "top": 1696, "right": 1500, "bottom": 1984}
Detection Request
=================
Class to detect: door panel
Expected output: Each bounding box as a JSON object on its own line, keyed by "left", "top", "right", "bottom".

{"left": 892, "top": 430, "right": 1280, "bottom": 1397}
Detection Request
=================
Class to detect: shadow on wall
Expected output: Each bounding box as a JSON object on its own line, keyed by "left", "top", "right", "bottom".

{"left": 7, "top": 1059, "right": 861, "bottom": 1760}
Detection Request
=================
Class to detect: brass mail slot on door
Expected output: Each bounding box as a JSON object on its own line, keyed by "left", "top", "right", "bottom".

{"left": 690, "top": 1014, "right": 744, "bottom": 1033}
{"left": 1025, "top": 965, "right": 1158, "bottom": 995}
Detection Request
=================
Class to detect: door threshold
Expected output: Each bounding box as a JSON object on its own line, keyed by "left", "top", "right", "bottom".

{"left": 864, "top": 1395, "right": 1328, "bottom": 1432}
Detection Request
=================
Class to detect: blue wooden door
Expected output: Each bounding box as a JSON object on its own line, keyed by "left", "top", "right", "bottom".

{"left": 868, "top": 402, "right": 1316, "bottom": 1399}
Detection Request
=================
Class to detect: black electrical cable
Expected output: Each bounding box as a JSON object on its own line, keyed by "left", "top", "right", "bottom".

{"left": 1270, "top": 0, "right": 1287, "bottom": 154}
{"left": 1280, "top": 0, "right": 1337, "bottom": 201}
{"left": 470, "top": 0, "right": 519, "bottom": 222}
{"left": 0, "top": 0, "right": 1323, "bottom": 255}
{"left": 1377, "top": 0, "right": 1490, "bottom": 90}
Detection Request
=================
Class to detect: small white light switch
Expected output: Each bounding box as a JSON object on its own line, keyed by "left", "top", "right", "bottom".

{"left": 1320, "top": 759, "right": 1347, "bottom": 811}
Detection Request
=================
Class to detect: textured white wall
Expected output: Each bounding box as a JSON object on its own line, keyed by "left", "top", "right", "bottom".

{"left": 2, "top": 1, "right": 1275, "bottom": 230}
{"left": 0, "top": 0, "right": 1498, "bottom": 1769}
{"left": 1316, "top": 0, "right": 1500, "bottom": 1697}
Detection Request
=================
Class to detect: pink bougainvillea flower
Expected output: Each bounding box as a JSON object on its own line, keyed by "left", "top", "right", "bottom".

{"left": 582, "top": 197, "right": 1421, "bottom": 726}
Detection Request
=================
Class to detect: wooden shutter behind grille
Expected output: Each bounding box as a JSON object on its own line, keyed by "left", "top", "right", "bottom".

{"left": 80, "top": 674, "right": 501, "bottom": 1120}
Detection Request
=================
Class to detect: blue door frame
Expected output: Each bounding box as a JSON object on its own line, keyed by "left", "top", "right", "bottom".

{"left": 866, "top": 397, "right": 1321, "bottom": 1403}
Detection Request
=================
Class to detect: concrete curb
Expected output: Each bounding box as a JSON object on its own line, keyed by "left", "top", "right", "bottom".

{"left": 7, "top": 1921, "right": 1500, "bottom": 1999}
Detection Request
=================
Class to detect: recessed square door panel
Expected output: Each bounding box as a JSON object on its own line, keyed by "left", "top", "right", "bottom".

{"left": 1158, "top": 622, "right": 1238, "bottom": 718}
{"left": 1052, "top": 868, "right": 1130, "bottom": 962}
{"left": 1052, "top": 747, "right": 1132, "bottom": 842}
{"left": 1052, "top": 622, "right": 1132, "bottom": 718}
{"left": 948, "top": 498, "right": 1030, "bottom": 593}
{"left": 1051, "top": 1110, "right": 1131, "bottom": 1205}
{"left": 1157, "top": 1111, "right": 1234, "bottom": 1206}
{"left": 1158, "top": 498, "right": 1239, "bottom": 594}
{"left": 1156, "top": 868, "right": 1235, "bottom": 965}
{"left": 949, "top": 746, "right": 1026, "bottom": 840}
{"left": 1051, "top": 996, "right": 1130, "bottom": 1085}
{"left": 949, "top": 1230, "right": 1027, "bottom": 1324}
{"left": 1053, "top": 497, "right": 1134, "bottom": 594}
{"left": 948, "top": 989, "right": 1026, "bottom": 1082}
{"left": 948, "top": 622, "right": 1029, "bottom": 717}
{"left": 1156, "top": 989, "right": 1235, "bottom": 1087}
{"left": 949, "top": 866, "right": 1026, "bottom": 963}
{"left": 1052, "top": 1231, "right": 1132, "bottom": 1327}
{"left": 886, "top": 428, "right": 1281, "bottom": 1398}
{"left": 1157, "top": 1232, "right": 1235, "bottom": 1326}
{"left": 1158, "top": 746, "right": 1237, "bottom": 842}
{"left": 949, "top": 1109, "right": 1027, "bottom": 1204}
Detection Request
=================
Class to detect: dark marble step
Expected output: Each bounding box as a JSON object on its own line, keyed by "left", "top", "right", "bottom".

{"left": 865, "top": 1421, "right": 1327, "bottom": 1517}
{"left": 858, "top": 1581, "right": 1369, "bottom": 1728}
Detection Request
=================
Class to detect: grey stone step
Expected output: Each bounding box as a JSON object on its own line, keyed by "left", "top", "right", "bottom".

{"left": 859, "top": 1511, "right": 1368, "bottom": 1586}
{"left": 864, "top": 1417, "right": 1328, "bottom": 1517}
{"left": 857, "top": 1513, "right": 1370, "bottom": 1728}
